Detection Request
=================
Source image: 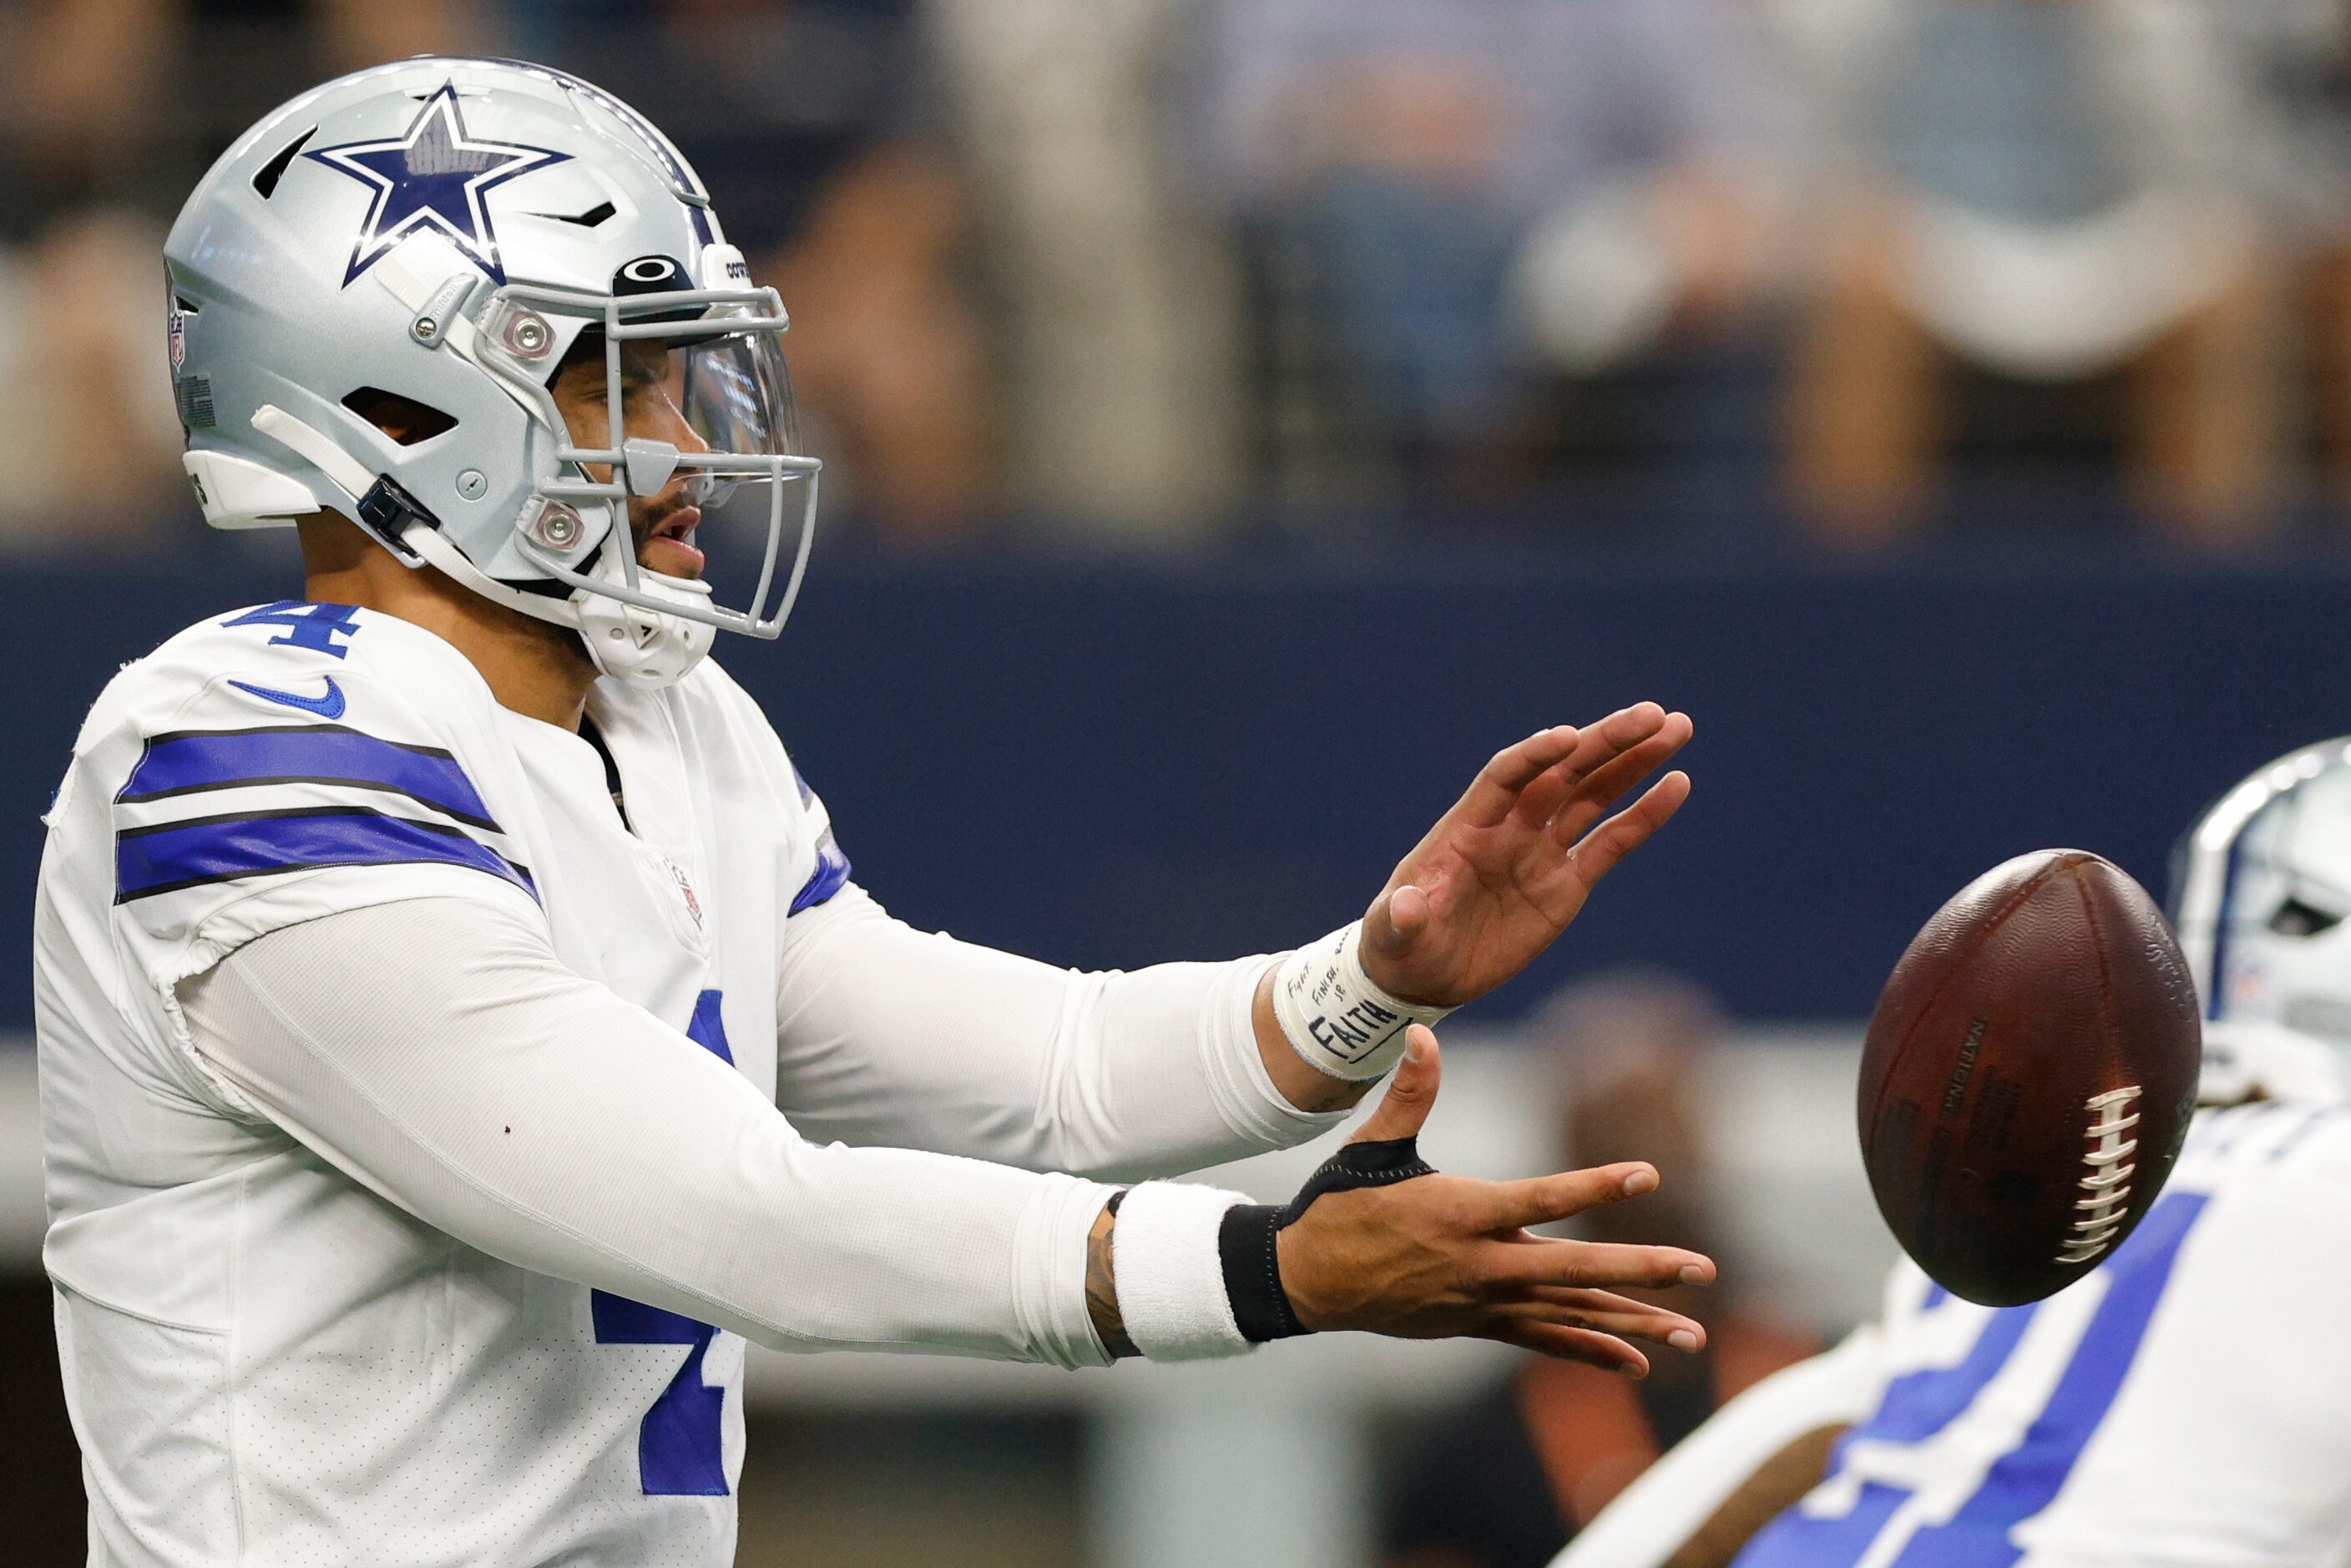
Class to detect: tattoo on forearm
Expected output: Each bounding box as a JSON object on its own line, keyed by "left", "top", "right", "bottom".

{"left": 1085, "top": 1203, "right": 1140, "bottom": 1359}
{"left": 1289, "top": 1070, "right": 1369, "bottom": 1113}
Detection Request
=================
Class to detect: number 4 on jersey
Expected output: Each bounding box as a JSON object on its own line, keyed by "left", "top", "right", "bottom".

{"left": 594, "top": 989, "right": 735, "bottom": 1495}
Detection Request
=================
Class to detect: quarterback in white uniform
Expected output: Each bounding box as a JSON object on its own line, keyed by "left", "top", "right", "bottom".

{"left": 1555, "top": 740, "right": 2351, "bottom": 1568}
{"left": 35, "top": 58, "right": 1719, "bottom": 1568}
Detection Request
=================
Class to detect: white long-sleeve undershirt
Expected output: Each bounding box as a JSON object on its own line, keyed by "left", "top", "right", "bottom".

{"left": 176, "top": 895, "right": 1257, "bottom": 1367}
{"left": 772, "top": 885, "right": 1350, "bottom": 1178}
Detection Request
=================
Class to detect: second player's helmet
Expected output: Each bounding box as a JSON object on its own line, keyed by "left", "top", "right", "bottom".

{"left": 2172, "top": 737, "right": 2351, "bottom": 1104}
{"left": 164, "top": 58, "right": 818, "bottom": 688}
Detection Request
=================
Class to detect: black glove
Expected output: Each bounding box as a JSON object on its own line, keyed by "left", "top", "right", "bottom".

{"left": 1217, "top": 1136, "right": 1439, "bottom": 1342}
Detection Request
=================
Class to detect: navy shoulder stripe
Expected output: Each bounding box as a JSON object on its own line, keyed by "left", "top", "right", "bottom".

{"left": 789, "top": 840, "right": 852, "bottom": 915}
{"left": 115, "top": 805, "right": 535, "bottom": 903}
{"left": 118, "top": 725, "right": 498, "bottom": 832}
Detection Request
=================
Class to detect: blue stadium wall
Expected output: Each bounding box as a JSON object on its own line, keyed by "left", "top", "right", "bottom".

{"left": 12, "top": 546, "right": 2349, "bottom": 1026}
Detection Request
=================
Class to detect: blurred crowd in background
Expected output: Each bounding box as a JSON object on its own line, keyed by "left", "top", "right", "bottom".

{"left": 19, "top": 0, "right": 2351, "bottom": 555}
{"left": 4, "top": 9, "right": 2343, "bottom": 1566}
{"left": 1382, "top": 975, "right": 1818, "bottom": 1568}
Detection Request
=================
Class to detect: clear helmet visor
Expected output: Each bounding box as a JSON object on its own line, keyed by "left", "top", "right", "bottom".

{"left": 481, "top": 278, "right": 820, "bottom": 640}
{"left": 679, "top": 321, "right": 801, "bottom": 503}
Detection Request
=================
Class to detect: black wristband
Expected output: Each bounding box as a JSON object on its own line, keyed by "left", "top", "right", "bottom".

{"left": 1216, "top": 1136, "right": 1440, "bottom": 1343}
{"left": 1218, "top": 1203, "right": 1301, "bottom": 1341}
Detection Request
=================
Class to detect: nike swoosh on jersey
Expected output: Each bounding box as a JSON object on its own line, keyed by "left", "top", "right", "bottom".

{"left": 227, "top": 676, "right": 347, "bottom": 720}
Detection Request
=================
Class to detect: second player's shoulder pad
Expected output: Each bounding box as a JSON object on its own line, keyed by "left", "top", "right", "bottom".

{"left": 2174, "top": 1095, "right": 2351, "bottom": 1196}
{"left": 104, "top": 601, "right": 538, "bottom": 934}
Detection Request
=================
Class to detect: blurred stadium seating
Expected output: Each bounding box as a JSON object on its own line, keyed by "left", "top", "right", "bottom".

{"left": 8, "top": 2, "right": 2351, "bottom": 1565}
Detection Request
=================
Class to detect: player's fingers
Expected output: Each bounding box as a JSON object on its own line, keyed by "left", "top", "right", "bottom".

{"left": 1507, "top": 756, "right": 1583, "bottom": 831}
{"left": 1555, "top": 701, "right": 1670, "bottom": 783}
{"left": 1454, "top": 726, "right": 1581, "bottom": 830}
{"left": 1349, "top": 1026, "right": 1441, "bottom": 1143}
{"left": 1480, "top": 1318, "right": 1651, "bottom": 1377}
{"left": 1467, "top": 1161, "right": 1661, "bottom": 1231}
{"left": 1510, "top": 707, "right": 1684, "bottom": 836}
{"left": 1485, "top": 1289, "right": 1706, "bottom": 1352}
{"left": 1545, "top": 713, "right": 1693, "bottom": 847}
{"left": 1555, "top": 771, "right": 1691, "bottom": 890}
{"left": 1479, "top": 1237, "right": 1717, "bottom": 1292}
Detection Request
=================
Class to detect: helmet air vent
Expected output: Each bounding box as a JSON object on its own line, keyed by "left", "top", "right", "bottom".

{"left": 540, "top": 200, "right": 617, "bottom": 229}
{"left": 251, "top": 129, "right": 315, "bottom": 200}
{"left": 341, "top": 387, "right": 458, "bottom": 447}
{"left": 2269, "top": 897, "right": 2344, "bottom": 938}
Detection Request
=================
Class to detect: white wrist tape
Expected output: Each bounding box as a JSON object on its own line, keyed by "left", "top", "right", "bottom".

{"left": 1108, "top": 1183, "right": 1254, "bottom": 1361}
{"left": 1272, "top": 921, "right": 1453, "bottom": 1081}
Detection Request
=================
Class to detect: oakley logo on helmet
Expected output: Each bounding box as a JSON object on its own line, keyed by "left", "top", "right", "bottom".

{"left": 615, "top": 255, "right": 684, "bottom": 291}
{"left": 610, "top": 255, "right": 705, "bottom": 326}
{"left": 306, "top": 83, "right": 569, "bottom": 288}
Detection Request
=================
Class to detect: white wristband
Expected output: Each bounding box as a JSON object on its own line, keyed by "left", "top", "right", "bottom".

{"left": 1109, "top": 1183, "right": 1254, "bottom": 1361}
{"left": 1272, "top": 921, "right": 1452, "bottom": 1081}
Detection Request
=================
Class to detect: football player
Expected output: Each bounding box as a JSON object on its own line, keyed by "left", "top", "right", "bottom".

{"left": 36, "top": 59, "right": 1716, "bottom": 1567}
{"left": 1552, "top": 739, "right": 2351, "bottom": 1568}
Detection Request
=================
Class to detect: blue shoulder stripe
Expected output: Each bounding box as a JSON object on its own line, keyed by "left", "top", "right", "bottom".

{"left": 1732, "top": 1191, "right": 2212, "bottom": 1568}
{"left": 1732, "top": 1302, "right": 2041, "bottom": 1566}
{"left": 115, "top": 806, "right": 535, "bottom": 903}
{"left": 118, "top": 726, "right": 498, "bottom": 832}
{"left": 788, "top": 840, "right": 852, "bottom": 915}
{"left": 1919, "top": 1190, "right": 2209, "bottom": 1555}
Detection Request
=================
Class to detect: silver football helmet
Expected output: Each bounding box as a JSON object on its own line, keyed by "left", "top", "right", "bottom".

{"left": 164, "top": 58, "right": 819, "bottom": 688}
{"left": 2172, "top": 737, "right": 2351, "bottom": 1105}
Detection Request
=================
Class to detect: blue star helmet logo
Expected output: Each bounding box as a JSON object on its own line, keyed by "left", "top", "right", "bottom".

{"left": 306, "top": 83, "right": 568, "bottom": 288}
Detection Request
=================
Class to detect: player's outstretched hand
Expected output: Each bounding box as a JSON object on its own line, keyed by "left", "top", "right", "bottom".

{"left": 1361, "top": 704, "right": 1692, "bottom": 1008}
{"left": 1272, "top": 1028, "right": 1714, "bottom": 1376}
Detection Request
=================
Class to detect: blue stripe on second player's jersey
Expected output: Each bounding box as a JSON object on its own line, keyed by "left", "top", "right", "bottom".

{"left": 1866, "top": 1297, "right": 2040, "bottom": 1446}
{"left": 119, "top": 726, "right": 498, "bottom": 830}
{"left": 1735, "top": 1298, "right": 2043, "bottom": 1566}
{"left": 1899, "top": 1191, "right": 2209, "bottom": 1565}
{"left": 115, "top": 807, "right": 534, "bottom": 902}
{"left": 1735, "top": 1190, "right": 2212, "bottom": 1568}
{"left": 788, "top": 840, "right": 851, "bottom": 914}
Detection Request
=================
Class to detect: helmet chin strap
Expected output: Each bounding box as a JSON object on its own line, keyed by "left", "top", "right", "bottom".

{"left": 402, "top": 522, "right": 715, "bottom": 690}
{"left": 252, "top": 400, "right": 717, "bottom": 690}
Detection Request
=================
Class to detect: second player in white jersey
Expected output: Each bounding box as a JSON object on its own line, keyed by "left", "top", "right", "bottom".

{"left": 1560, "top": 1103, "right": 2351, "bottom": 1568}
{"left": 1558, "top": 737, "right": 2351, "bottom": 1568}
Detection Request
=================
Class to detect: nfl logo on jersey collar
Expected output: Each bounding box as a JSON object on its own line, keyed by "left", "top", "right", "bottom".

{"left": 306, "top": 82, "right": 567, "bottom": 287}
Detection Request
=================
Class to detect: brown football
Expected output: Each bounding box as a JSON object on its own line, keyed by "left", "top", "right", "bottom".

{"left": 1858, "top": 849, "right": 2201, "bottom": 1307}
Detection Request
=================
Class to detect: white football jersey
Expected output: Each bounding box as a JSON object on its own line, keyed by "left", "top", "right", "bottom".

{"left": 1736, "top": 1100, "right": 2351, "bottom": 1567}
{"left": 36, "top": 599, "right": 845, "bottom": 1566}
